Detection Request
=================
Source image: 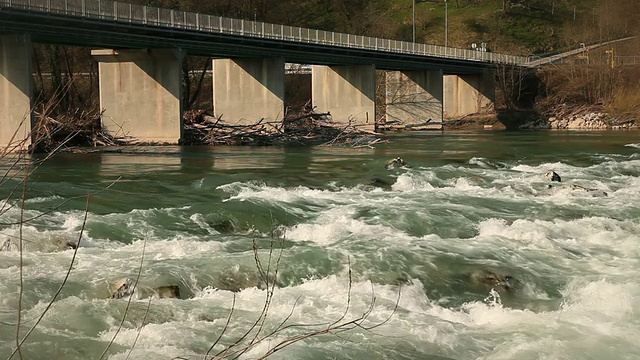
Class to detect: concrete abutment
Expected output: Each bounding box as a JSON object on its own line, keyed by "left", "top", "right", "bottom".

{"left": 312, "top": 65, "right": 376, "bottom": 131}
{"left": 92, "top": 48, "right": 185, "bottom": 144}
{"left": 212, "top": 58, "right": 285, "bottom": 125}
{"left": 443, "top": 73, "right": 495, "bottom": 118}
{"left": 385, "top": 70, "right": 444, "bottom": 129}
{"left": 0, "top": 34, "right": 34, "bottom": 150}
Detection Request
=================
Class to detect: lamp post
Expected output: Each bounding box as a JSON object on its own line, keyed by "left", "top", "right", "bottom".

{"left": 412, "top": 0, "right": 416, "bottom": 42}
{"left": 444, "top": 0, "right": 448, "bottom": 47}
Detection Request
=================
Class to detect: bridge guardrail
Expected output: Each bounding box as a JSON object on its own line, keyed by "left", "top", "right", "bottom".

{"left": 1, "top": 0, "right": 529, "bottom": 66}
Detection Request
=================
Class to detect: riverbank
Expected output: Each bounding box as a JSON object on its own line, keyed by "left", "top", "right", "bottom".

{"left": 444, "top": 106, "right": 638, "bottom": 131}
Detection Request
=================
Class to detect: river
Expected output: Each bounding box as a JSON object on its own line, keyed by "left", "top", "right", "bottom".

{"left": 1, "top": 130, "right": 640, "bottom": 359}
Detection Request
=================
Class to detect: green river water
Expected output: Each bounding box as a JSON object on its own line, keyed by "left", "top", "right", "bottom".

{"left": 1, "top": 130, "right": 640, "bottom": 359}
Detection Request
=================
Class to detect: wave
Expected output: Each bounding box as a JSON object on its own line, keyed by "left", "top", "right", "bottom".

{"left": 17, "top": 275, "right": 636, "bottom": 360}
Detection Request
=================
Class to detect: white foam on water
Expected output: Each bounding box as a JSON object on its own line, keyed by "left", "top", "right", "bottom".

{"left": 10, "top": 268, "right": 638, "bottom": 360}
{"left": 424, "top": 278, "right": 639, "bottom": 357}
{"left": 469, "top": 157, "right": 492, "bottom": 168}
{"left": 389, "top": 166, "right": 545, "bottom": 202}
{"left": 188, "top": 213, "right": 218, "bottom": 235}
{"left": 90, "top": 276, "right": 417, "bottom": 358}
{"left": 219, "top": 181, "right": 338, "bottom": 204}
{"left": 611, "top": 175, "right": 640, "bottom": 196}
{"left": 469, "top": 157, "right": 511, "bottom": 169}
{"left": 560, "top": 278, "right": 635, "bottom": 321}
{"left": 285, "top": 206, "right": 401, "bottom": 246}
{"left": 391, "top": 172, "right": 437, "bottom": 191}
{"left": 4, "top": 140, "right": 640, "bottom": 359}
{"left": 24, "top": 195, "right": 64, "bottom": 203}
{"left": 214, "top": 156, "right": 640, "bottom": 223}
{"left": 511, "top": 161, "right": 568, "bottom": 174}
{"left": 100, "top": 321, "right": 207, "bottom": 360}
{"left": 0, "top": 222, "right": 99, "bottom": 254}
{"left": 476, "top": 216, "right": 640, "bottom": 250}
{"left": 624, "top": 143, "right": 640, "bottom": 148}
{"left": 452, "top": 177, "right": 484, "bottom": 191}
{"left": 472, "top": 216, "right": 640, "bottom": 286}
{"left": 74, "top": 237, "right": 224, "bottom": 265}
{"left": 218, "top": 181, "right": 384, "bottom": 219}
{"left": 0, "top": 205, "right": 203, "bottom": 254}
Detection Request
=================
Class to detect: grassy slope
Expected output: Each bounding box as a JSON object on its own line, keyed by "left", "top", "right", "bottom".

{"left": 360, "top": 0, "right": 602, "bottom": 56}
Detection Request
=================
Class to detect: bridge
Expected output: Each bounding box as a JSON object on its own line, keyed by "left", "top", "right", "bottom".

{"left": 0, "top": 0, "right": 531, "bottom": 148}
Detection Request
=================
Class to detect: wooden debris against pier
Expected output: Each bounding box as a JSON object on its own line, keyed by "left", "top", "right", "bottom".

{"left": 33, "top": 109, "right": 117, "bottom": 152}
{"left": 377, "top": 118, "right": 446, "bottom": 131}
{"left": 183, "top": 108, "right": 384, "bottom": 147}
{"left": 30, "top": 106, "right": 385, "bottom": 152}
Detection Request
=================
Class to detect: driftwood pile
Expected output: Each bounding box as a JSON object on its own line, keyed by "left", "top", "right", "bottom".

{"left": 33, "top": 109, "right": 117, "bottom": 152}
{"left": 377, "top": 118, "right": 447, "bottom": 131}
{"left": 30, "top": 107, "right": 384, "bottom": 152}
{"left": 183, "top": 109, "right": 384, "bottom": 147}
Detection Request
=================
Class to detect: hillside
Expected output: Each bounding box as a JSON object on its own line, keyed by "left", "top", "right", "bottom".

{"left": 135, "top": 0, "right": 637, "bottom": 56}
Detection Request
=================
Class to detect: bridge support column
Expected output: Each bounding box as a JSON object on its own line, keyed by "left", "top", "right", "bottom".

{"left": 443, "top": 74, "right": 495, "bottom": 118}
{"left": 212, "top": 58, "right": 285, "bottom": 125}
{"left": 385, "top": 70, "right": 443, "bottom": 129}
{"left": 312, "top": 65, "right": 376, "bottom": 131}
{"left": 91, "top": 49, "right": 185, "bottom": 144}
{"left": 0, "top": 35, "right": 33, "bottom": 150}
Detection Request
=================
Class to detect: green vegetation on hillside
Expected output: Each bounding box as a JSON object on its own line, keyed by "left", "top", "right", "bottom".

{"left": 132, "top": 0, "right": 636, "bottom": 56}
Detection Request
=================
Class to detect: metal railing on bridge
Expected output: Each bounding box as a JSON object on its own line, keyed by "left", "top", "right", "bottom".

{"left": 1, "top": 0, "right": 529, "bottom": 66}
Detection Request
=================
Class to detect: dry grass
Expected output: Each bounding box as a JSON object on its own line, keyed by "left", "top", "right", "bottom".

{"left": 537, "top": 63, "right": 640, "bottom": 111}
{"left": 606, "top": 86, "right": 640, "bottom": 122}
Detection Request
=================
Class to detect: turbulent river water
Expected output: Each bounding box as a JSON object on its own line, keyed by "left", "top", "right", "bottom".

{"left": 1, "top": 130, "right": 640, "bottom": 359}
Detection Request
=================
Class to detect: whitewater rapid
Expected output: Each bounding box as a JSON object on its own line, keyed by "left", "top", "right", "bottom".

{"left": 1, "top": 134, "right": 639, "bottom": 359}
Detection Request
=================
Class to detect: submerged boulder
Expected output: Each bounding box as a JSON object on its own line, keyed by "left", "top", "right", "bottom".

{"left": 1, "top": 236, "right": 82, "bottom": 253}
{"left": 469, "top": 269, "right": 517, "bottom": 294}
{"left": 109, "top": 278, "right": 135, "bottom": 299}
{"left": 154, "top": 285, "right": 181, "bottom": 299}
{"left": 0, "top": 239, "right": 10, "bottom": 252}
{"left": 368, "top": 177, "right": 394, "bottom": 189}
{"left": 108, "top": 280, "right": 191, "bottom": 300}
{"left": 211, "top": 219, "right": 235, "bottom": 233}
{"left": 211, "top": 265, "right": 279, "bottom": 293}
{"left": 545, "top": 171, "right": 562, "bottom": 182}
{"left": 385, "top": 157, "right": 409, "bottom": 170}
{"left": 65, "top": 241, "right": 79, "bottom": 250}
{"left": 50, "top": 236, "right": 81, "bottom": 252}
{"left": 543, "top": 171, "right": 607, "bottom": 197}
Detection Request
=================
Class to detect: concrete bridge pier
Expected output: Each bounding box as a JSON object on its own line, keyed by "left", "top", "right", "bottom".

{"left": 212, "top": 58, "right": 285, "bottom": 125}
{"left": 443, "top": 73, "right": 495, "bottom": 118}
{"left": 91, "top": 48, "right": 185, "bottom": 144}
{"left": 386, "top": 70, "right": 443, "bottom": 128}
{"left": 312, "top": 65, "right": 376, "bottom": 131}
{"left": 0, "top": 34, "right": 34, "bottom": 150}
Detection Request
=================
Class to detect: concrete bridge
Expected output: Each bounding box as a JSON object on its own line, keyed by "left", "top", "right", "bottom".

{"left": 0, "top": 0, "right": 530, "bottom": 148}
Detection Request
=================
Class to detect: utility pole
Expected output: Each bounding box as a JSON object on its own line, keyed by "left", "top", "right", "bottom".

{"left": 445, "top": 0, "right": 448, "bottom": 47}
{"left": 412, "top": 0, "right": 416, "bottom": 43}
